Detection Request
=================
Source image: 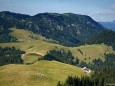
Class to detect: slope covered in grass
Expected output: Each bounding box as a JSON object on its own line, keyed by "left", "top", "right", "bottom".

{"left": 70, "top": 44, "right": 115, "bottom": 63}
{"left": 0, "top": 60, "right": 85, "bottom": 86}
{"left": 22, "top": 53, "right": 42, "bottom": 63}
{"left": 0, "top": 40, "right": 67, "bottom": 63}
{"left": 10, "top": 28, "right": 58, "bottom": 43}
{"left": 0, "top": 40, "right": 114, "bottom": 63}
{"left": 10, "top": 28, "right": 45, "bottom": 41}
{"left": 0, "top": 29, "right": 115, "bottom": 63}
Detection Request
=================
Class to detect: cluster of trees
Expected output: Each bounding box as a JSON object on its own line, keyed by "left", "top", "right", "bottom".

{"left": 86, "top": 30, "right": 115, "bottom": 50}
{"left": 39, "top": 49, "right": 79, "bottom": 65}
{"left": 0, "top": 31, "right": 17, "bottom": 43}
{"left": 41, "top": 49, "right": 115, "bottom": 71}
{"left": 90, "top": 54, "right": 115, "bottom": 70}
{"left": 57, "top": 67, "right": 115, "bottom": 86}
{"left": 57, "top": 53, "right": 115, "bottom": 86}
{"left": 0, "top": 47, "right": 25, "bottom": 66}
{"left": 0, "top": 17, "right": 17, "bottom": 43}
{"left": 79, "top": 54, "right": 115, "bottom": 70}
{"left": 58, "top": 76, "right": 105, "bottom": 86}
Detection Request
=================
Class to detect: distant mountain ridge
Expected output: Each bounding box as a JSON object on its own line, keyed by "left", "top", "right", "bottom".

{"left": 0, "top": 11, "right": 106, "bottom": 46}
{"left": 99, "top": 21, "right": 115, "bottom": 31}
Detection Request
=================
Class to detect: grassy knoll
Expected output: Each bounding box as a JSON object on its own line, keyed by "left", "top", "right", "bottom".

{"left": 0, "top": 60, "right": 85, "bottom": 86}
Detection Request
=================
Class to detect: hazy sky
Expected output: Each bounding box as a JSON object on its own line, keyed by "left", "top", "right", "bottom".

{"left": 0, "top": 0, "right": 115, "bottom": 22}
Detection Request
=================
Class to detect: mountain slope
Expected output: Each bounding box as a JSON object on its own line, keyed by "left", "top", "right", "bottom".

{"left": 86, "top": 30, "right": 115, "bottom": 50}
{"left": 0, "top": 60, "right": 86, "bottom": 86}
{"left": 10, "top": 28, "right": 57, "bottom": 43}
{"left": 0, "top": 11, "right": 106, "bottom": 46}
{"left": 0, "top": 29, "right": 115, "bottom": 63}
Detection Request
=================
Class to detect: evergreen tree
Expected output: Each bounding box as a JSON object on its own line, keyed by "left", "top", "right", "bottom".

{"left": 40, "top": 49, "right": 78, "bottom": 65}
{"left": 0, "top": 47, "right": 24, "bottom": 66}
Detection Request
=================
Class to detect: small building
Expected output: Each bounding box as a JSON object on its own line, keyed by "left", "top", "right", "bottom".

{"left": 82, "top": 67, "right": 91, "bottom": 73}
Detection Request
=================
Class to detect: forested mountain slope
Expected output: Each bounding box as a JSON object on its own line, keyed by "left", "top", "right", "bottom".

{"left": 86, "top": 30, "right": 115, "bottom": 50}
{"left": 0, "top": 11, "right": 106, "bottom": 46}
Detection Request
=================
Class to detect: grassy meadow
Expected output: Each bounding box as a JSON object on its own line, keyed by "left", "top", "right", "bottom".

{"left": 0, "top": 60, "right": 86, "bottom": 86}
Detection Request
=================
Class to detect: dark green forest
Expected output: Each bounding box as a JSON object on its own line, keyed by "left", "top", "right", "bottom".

{"left": 78, "top": 54, "right": 115, "bottom": 71}
{"left": 39, "top": 49, "right": 79, "bottom": 65}
{"left": 86, "top": 30, "right": 115, "bottom": 50}
{"left": 0, "top": 47, "right": 24, "bottom": 66}
{"left": 0, "top": 17, "right": 17, "bottom": 43}
{"left": 57, "top": 67, "right": 115, "bottom": 86}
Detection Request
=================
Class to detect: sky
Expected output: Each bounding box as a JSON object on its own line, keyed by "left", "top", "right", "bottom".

{"left": 0, "top": 0, "right": 115, "bottom": 22}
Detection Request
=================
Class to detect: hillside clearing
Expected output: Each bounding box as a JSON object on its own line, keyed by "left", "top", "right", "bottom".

{"left": 10, "top": 28, "right": 46, "bottom": 41}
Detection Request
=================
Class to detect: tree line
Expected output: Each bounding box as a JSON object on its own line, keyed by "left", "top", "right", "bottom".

{"left": 0, "top": 47, "right": 25, "bottom": 66}
{"left": 57, "top": 67, "right": 115, "bottom": 86}
{"left": 78, "top": 54, "right": 115, "bottom": 70}
{"left": 40, "top": 49, "right": 115, "bottom": 71}
{"left": 38, "top": 49, "right": 79, "bottom": 65}
{"left": 57, "top": 53, "right": 115, "bottom": 86}
{"left": 86, "top": 30, "right": 115, "bottom": 50}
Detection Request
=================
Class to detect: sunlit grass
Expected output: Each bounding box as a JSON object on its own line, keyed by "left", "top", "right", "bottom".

{"left": 0, "top": 60, "right": 86, "bottom": 86}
